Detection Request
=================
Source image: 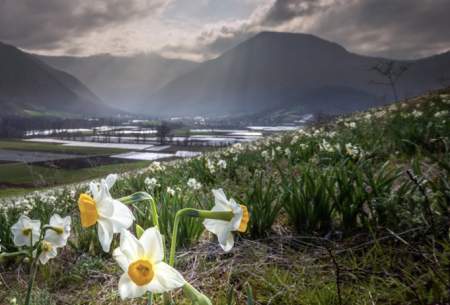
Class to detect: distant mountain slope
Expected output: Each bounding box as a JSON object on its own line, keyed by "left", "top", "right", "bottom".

{"left": 0, "top": 42, "right": 117, "bottom": 117}
{"left": 147, "top": 31, "right": 450, "bottom": 117}
{"left": 39, "top": 53, "right": 197, "bottom": 112}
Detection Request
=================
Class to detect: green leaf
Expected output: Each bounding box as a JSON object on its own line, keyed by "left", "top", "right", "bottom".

{"left": 246, "top": 283, "right": 254, "bottom": 305}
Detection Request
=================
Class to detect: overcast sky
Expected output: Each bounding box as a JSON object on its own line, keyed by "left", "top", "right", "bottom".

{"left": 0, "top": 0, "right": 449, "bottom": 61}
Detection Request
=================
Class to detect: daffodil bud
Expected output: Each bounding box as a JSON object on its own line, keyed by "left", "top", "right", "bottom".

{"left": 118, "top": 191, "right": 153, "bottom": 205}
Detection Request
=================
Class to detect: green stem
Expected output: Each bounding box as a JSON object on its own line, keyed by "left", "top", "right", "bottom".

{"left": 0, "top": 250, "right": 28, "bottom": 258}
{"left": 149, "top": 197, "right": 159, "bottom": 229}
{"left": 147, "top": 291, "right": 153, "bottom": 305}
{"left": 197, "top": 210, "right": 234, "bottom": 222}
{"left": 24, "top": 257, "right": 39, "bottom": 305}
{"left": 25, "top": 233, "right": 41, "bottom": 305}
{"left": 169, "top": 208, "right": 233, "bottom": 266}
{"left": 119, "top": 192, "right": 160, "bottom": 230}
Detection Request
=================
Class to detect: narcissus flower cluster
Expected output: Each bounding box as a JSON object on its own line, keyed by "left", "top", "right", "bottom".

{"left": 10, "top": 214, "right": 71, "bottom": 265}
{"left": 77, "top": 174, "right": 249, "bottom": 303}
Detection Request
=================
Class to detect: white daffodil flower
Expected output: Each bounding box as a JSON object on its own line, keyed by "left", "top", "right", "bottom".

{"left": 78, "top": 174, "right": 134, "bottom": 252}
{"left": 203, "top": 189, "right": 249, "bottom": 252}
{"left": 187, "top": 178, "right": 202, "bottom": 190}
{"left": 38, "top": 214, "right": 71, "bottom": 265}
{"left": 38, "top": 240, "right": 58, "bottom": 264}
{"left": 10, "top": 215, "right": 41, "bottom": 247}
{"left": 44, "top": 214, "right": 71, "bottom": 248}
{"left": 113, "top": 228, "right": 185, "bottom": 300}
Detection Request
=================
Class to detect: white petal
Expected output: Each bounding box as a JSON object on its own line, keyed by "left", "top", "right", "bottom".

{"left": 229, "top": 198, "right": 240, "bottom": 210}
{"left": 89, "top": 182, "right": 99, "bottom": 198}
{"left": 212, "top": 189, "right": 231, "bottom": 210}
{"left": 118, "top": 274, "right": 148, "bottom": 300}
{"left": 229, "top": 201, "right": 243, "bottom": 231}
{"left": 112, "top": 247, "right": 130, "bottom": 272}
{"left": 29, "top": 218, "right": 42, "bottom": 232}
{"left": 203, "top": 219, "right": 229, "bottom": 236}
{"left": 49, "top": 214, "right": 72, "bottom": 230}
{"left": 96, "top": 187, "right": 114, "bottom": 218}
{"left": 210, "top": 203, "right": 229, "bottom": 213}
{"left": 120, "top": 229, "right": 144, "bottom": 261}
{"left": 139, "top": 227, "right": 164, "bottom": 263}
{"left": 30, "top": 220, "right": 42, "bottom": 246}
{"left": 11, "top": 216, "right": 41, "bottom": 247}
{"left": 44, "top": 231, "right": 61, "bottom": 247}
{"left": 10, "top": 222, "right": 23, "bottom": 235}
{"left": 148, "top": 262, "right": 185, "bottom": 293}
{"left": 105, "top": 174, "right": 118, "bottom": 190}
{"left": 13, "top": 234, "right": 29, "bottom": 247}
{"left": 217, "top": 228, "right": 234, "bottom": 252}
{"left": 203, "top": 219, "right": 235, "bottom": 252}
{"left": 109, "top": 200, "right": 134, "bottom": 232}
{"left": 39, "top": 247, "right": 57, "bottom": 265}
{"left": 97, "top": 219, "right": 114, "bottom": 252}
{"left": 45, "top": 215, "right": 71, "bottom": 247}
{"left": 49, "top": 214, "right": 62, "bottom": 226}
{"left": 39, "top": 252, "right": 50, "bottom": 265}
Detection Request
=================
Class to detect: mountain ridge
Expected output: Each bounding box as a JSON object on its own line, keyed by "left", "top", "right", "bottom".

{"left": 145, "top": 31, "right": 450, "bottom": 117}
{"left": 38, "top": 52, "right": 197, "bottom": 112}
{"left": 0, "top": 41, "right": 118, "bottom": 117}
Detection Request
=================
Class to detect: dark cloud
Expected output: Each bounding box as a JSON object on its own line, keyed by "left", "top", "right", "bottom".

{"left": 196, "top": 24, "right": 255, "bottom": 54}
{"left": 309, "top": 0, "right": 450, "bottom": 59}
{"left": 0, "top": 0, "right": 169, "bottom": 50}
{"left": 261, "top": 0, "right": 330, "bottom": 26}
{"left": 1, "top": 0, "right": 449, "bottom": 59}
{"left": 162, "top": 0, "right": 450, "bottom": 60}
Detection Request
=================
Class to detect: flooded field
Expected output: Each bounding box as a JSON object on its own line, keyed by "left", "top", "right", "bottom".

{"left": 0, "top": 124, "right": 305, "bottom": 196}
{"left": 24, "top": 138, "right": 154, "bottom": 150}
{"left": 23, "top": 125, "right": 305, "bottom": 145}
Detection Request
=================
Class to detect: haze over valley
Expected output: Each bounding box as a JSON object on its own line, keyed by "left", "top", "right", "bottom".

{"left": 1, "top": 31, "right": 449, "bottom": 119}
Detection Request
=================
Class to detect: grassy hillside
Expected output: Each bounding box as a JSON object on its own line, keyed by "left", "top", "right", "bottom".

{"left": 0, "top": 89, "right": 449, "bottom": 304}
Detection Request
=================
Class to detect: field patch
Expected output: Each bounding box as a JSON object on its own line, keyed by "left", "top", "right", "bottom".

{"left": 0, "top": 149, "right": 79, "bottom": 163}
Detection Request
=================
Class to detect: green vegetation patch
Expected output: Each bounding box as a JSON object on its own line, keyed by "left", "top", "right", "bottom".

{"left": 0, "top": 139, "right": 130, "bottom": 155}
{"left": 0, "top": 160, "right": 150, "bottom": 198}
